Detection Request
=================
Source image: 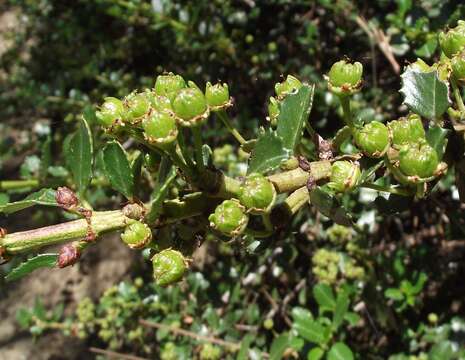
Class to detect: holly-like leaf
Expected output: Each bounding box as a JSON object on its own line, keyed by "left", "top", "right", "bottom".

{"left": 103, "top": 141, "right": 134, "bottom": 200}
{"left": 66, "top": 118, "right": 93, "bottom": 196}
{"left": 309, "top": 187, "right": 353, "bottom": 226}
{"left": 5, "top": 254, "right": 58, "bottom": 281}
{"left": 277, "top": 84, "right": 315, "bottom": 152}
{"left": 247, "top": 128, "right": 291, "bottom": 174}
{"left": 327, "top": 342, "right": 354, "bottom": 360}
{"left": 400, "top": 68, "right": 450, "bottom": 120}
{"left": 0, "top": 188, "right": 57, "bottom": 214}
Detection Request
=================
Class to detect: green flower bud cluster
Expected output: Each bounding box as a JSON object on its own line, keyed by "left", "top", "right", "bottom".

{"left": 267, "top": 75, "right": 303, "bottom": 125}
{"left": 312, "top": 249, "right": 365, "bottom": 284}
{"left": 327, "top": 224, "right": 352, "bottom": 245}
{"left": 152, "top": 249, "right": 188, "bottom": 286}
{"left": 199, "top": 343, "right": 222, "bottom": 360}
{"left": 328, "top": 161, "right": 361, "bottom": 193}
{"left": 439, "top": 20, "right": 465, "bottom": 58}
{"left": 120, "top": 221, "right": 152, "bottom": 249}
{"left": 327, "top": 59, "right": 363, "bottom": 96}
{"left": 209, "top": 173, "right": 276, "bottom": 237}
{"left": 161, "top": 342, "right": 178, "bottom": 360}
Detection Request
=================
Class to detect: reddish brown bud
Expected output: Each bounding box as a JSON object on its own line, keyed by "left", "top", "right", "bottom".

{"left": 58, "top": 244, "right": 81, "bottom": 268}
{"left": 56, "top": 187, "right": 79, "bottom": 209}
{"left": 0, "top": 227, "right": 6, "bottom": 238}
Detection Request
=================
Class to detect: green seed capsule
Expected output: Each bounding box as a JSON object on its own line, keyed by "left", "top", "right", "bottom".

{"left": 275, "top": 75, "right": 302, "bottom": 98}
{"left": 96, "top": 97, "right": 124, "bottom": 127}
{"left": 398, "top": 141, "right": 439, "bottom": 179}
{"left": 354, "top": 121, "right": 390, "bottom": 158}
{"left": 154, "top": 73, "right": 186, "bottom": 98}
{"left": 124, "top": 92, "right": 150, "bottom": 123}
{"left": 388, "top": 114, "right": 425, "bottom": 147}
{"left": 238, "top": 173, "right": 276, "bottom": 213}
{"left": 452, "top": 51, "right": 465, "bottom": 83}
{"left": 267, "top": 96, "right": 280, "bottom": 126}
{"left": 172, "top": 87, "right": 209, "bottom": 126}
{"left": 152, "top": 249, "right": 187, "bottom": 286}
{"left": 329, "top": 161, "right": 361, "bottom": 193}
{"left": 205, "top": 82, "right": 231, "bottom": 110}
{"left": 143, "top": 111, "right": 178, "bottom": 146}
{"left": 121, "top": 221, "right": 152, "bottom": 249}
{"left": 327, "top": 60, "right": 363, "bottom": 96}
{"left": 438, "top": 20, "right": 465, "bottom": 58}
{"left": 208, "top": 199, "right": 249, "bottom": 237}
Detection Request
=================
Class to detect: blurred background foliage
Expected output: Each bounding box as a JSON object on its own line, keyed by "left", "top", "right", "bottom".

{"left": 2, "top": 0, "right": 465, "bottom": 359}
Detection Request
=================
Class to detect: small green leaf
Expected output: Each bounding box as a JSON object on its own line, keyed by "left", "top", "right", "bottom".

{"left": 313, "top": 283, "right": 336, "bottom": 312}
{"left": 429, "top": 341, "right": 454, "bottom": 360}
{"left": 332, "top": 293, "right": 350, "bottom": 331}
{"left": 5, "top": 254, "right": 58, "bottom": 281}
{"left": 247, "top": 128, "right": 291, "bottom": 174}
{"left": 291, "top": 307, "right": 314, "bottom": 323}
{"left": 131, "top": 151, "right": 144, "bottom": 197}
{"left": 293, "top": 319, "right": 327, "bottom": 345}
{"left": 309, "top": 187, "right": 353, "bottom": 226}
{"left": 66, "top": 118, "right": 93, "bottom": 196}
{"left": 277, "top": 84, "right": 315, "bottom": 152}
{"left": 426, "top": 126, "right": 449, "bottom": 160}
{"left": 103, "top": 141, "right": 134, "bottom": 199}
{"left": 384, "top": 288, "right": 404, "bottom": 301}
{"left": 269, "top": 333, "right": 290, "bottom": 360}
{"left": 400, "top": 68, "right": 450, "bottom": 120}
{"left": 307, "top": 347, "right": 325, "bottom": 360}
{"left": 0, "top": 188, "right": 57, "bottom": 214}
{"left": 414, "top": 37, "right": 437, "bottom": 58}
{"left": 237, "top": 334, "right": 254, "bottom": 360}
{"left": 327, "top": 342, "right": 354, "bottom": 360}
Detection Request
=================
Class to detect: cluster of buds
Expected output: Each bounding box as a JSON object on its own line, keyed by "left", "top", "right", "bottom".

{"left": 209, "top": 173, "right": 276, "bottom": 237}
{"left": 266, "top": 75, "right": 303, "bottom": 126}
{"left": 95, "top": 72, "right": 232, "bottom": 147}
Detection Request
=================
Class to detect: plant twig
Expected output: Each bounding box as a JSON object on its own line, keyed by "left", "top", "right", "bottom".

{"left": 89, "top": 347, "right": 149, "bottom": 360}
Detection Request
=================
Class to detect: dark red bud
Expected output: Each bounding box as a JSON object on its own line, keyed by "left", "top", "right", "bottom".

{"left": 56, "top": 187, "right": 79, "bottom": 209}
{"left": 58, "top": 244, "right": 80, "bottom": 268}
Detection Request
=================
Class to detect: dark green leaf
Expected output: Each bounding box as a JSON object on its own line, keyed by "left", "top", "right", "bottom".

{"left": 269, "top": 333, "right": 290, "bottom": 360}
{"left": 313, "top": 283, "right": 336, "bottom": 312}
{"left": 103, "top": 141, "right": 134, "bottom": 199}
{"left": 332, "top": 294, "right": 350, "bottom": 331}
{"left": 0, "top": 188, "right": 57, "bottom": 214}
{"left": 400, "top": 68, "right": 450, "bottom": 120}
{"left": 5, "top": 254, "right": 58, "bottom": 281}
{"left": 131, "top": 151, "right": 144, "bottom": 196}
{"left": 277, "top": 84, "right": 315, "bottom": 152}
{"left": 309, "top": 187, "right": 353, "bottom": 226}
{"left": 426, "top": 126, "right": 449, "bottom": 160}
{"left": 247, "top": 128, "right": 291, "bottom": 174}
{"left": 327, "top": 343, "right": 354, "bottom": 360}
{"left": 66, "top": 118, "right": 93, "bottom": 196}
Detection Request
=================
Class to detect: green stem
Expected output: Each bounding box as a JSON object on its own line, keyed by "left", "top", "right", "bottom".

{"left": 360, "top": 183, "right": 412, "bottom": 196}
{"left": 192, "top": 126, "right": 205, "bottom": 171}
{"left": 177, "top": 130, "right": 195, "bottom": 168}
{"left": 452, "top": 79, "right": 465, "bottom": 114}
{"left": 217, "top": 110, "right": 247, "bottom": 145}
{"left": 270, "top": 186, "right": 310, "bottom": 228}
{"left": 0, "top": 179, "right": 39, "bottom": 191}
{"left": 164, "top": 145, "right": 196, "bottom": 180}
{"left": 339, "top": 96, "right": 355, "bottom": 129}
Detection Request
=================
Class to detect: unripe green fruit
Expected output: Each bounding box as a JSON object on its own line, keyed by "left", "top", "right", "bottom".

{"left": 267, "top": 96, "right": 280, "bottom": 126}
{"left": 428, "top": 313, "right": 438, "bottom": 324}
{"left": 154, "top": 73, "right": 186, "bottom": 97}
{"left": 124, "top": 92, "right": 150, "bottom": 123}
{"left": 354, "top": 121, "right": 390, "bottom": 157}
{"left": 96, "top": 97, "right": 124, "bottom": 127}
{"left": 121, "top": 221, "right": 152, "bottom": 249}
{"left": 452, "top": 51, "right": 465, "bottom": 83}
{"left": 199, "top": 344, "right": 222, "bottom": 360}
{"left": 172, "top": 87, "right": 208, "bottom": 126}
{"left": 143, "top": 111, "right": 178, "bottom": 145}
{"left": 388, "top": 114, "right": 425, "bottom": 147}
{"left": 208, "top": 199, "right": 249, "bottom": 237}
{"left": 398, "top": 141, "right": 439, "bottom": 179}
{"left": 263, "top": 318, "right": 274, "bottom": 330}
{"left": 439, "top": 20, "right": 465, "bottom": 58}
{"left": 238, "top": 173, "right": 276, "bottom": 213}
{"left": 327, "top": 60, "right": 363, "bottom": 95}
{"left": 329, "top": 161, "right": 361, "bottom": 193}
{"left": 152, "top": 249, "right": 187, "bottom": 286}
{"left": 205, "top": 82, "right": 230, "bottom": 110}
{"left": 275, "top": 75, "right": 302, "bottom": 98}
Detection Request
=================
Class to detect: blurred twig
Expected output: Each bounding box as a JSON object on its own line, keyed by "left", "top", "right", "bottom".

{"left": 89, "top": 347, "right": 148, "bottom": 360}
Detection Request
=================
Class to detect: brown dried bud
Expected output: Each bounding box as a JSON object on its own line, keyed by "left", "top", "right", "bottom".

{"left": 56, "top": 187, "right": 79, "bottom": 209}
{"left": 58, "top": 244, "right": 81, "bottom": 268}
{"left": 0, "top": 227, "right": 6, "bottom": 238}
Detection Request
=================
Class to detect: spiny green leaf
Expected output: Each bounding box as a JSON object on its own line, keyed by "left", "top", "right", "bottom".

{"left": 66, "top": 117, "right": 93, "bottom": 196}
{"left": 103, "top": 141, "right": 134, "bottom": 200}
{"left": 400, "top": 69, "right": 450, "bottom": 120}
{"left": 277, "top": 84, "right": 315, "bottom": 152}
{"left": 327, "top": 342, "right": 354, "bottom": 360}
{"left": 247, "top": 128, "right": 291, "bottom": 174}
{"left": 0, "top": 188, "right": 57, "bottom": 214}
{"left": 5, "top": 254, "right": 58, "bottom": 281}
